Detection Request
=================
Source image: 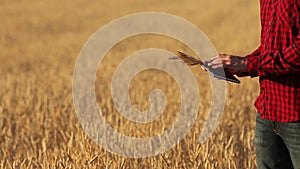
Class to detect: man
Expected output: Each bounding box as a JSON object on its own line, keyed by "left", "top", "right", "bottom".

{"left": 208, "top": 0, "right": 300, "bottom": 168}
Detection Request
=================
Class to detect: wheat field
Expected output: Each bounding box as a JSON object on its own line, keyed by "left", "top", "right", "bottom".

{"left": 0, "top": 0, "right": 262, "bottom": 168}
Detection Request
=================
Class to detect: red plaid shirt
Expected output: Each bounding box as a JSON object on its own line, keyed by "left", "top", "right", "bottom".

{"left": 246, "top": 0, "right": 300, "bottom": 122}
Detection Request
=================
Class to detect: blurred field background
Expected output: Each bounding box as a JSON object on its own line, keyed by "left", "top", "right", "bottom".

{"left": 0, "top": 0, "right": 261, "bottom": 168}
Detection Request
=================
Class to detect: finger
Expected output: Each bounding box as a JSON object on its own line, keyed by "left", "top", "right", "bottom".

{"left": 208, "top": 61, "right": 223, "bottom": 67}
{"left": 207, "top": 56, "right": 222, "bottom": 65}
{"left": 209, "top": 54, "right": 227, "bottom": 61}
{"left": 207, "top": 56, "right": 218, "bottom": 64}
{"left": 218, "top": 54, "right": 231, "bottom": 59}
{"left": 212, "top": 64, "right": 224, "bottom": 69}
{"left": 208, "top": 58, "right": 230, "bottom": 66}
{"left": 211, "top": 54, "right": 231, "bottom": 62}
{"left": 208, "top": 61, "right": 222, "bottom": 66}
{"left": 210, "top": 60, "right": 233, "bottom": 68}
{"left": 210, "top": 55, "right": 219, "bottom": 60}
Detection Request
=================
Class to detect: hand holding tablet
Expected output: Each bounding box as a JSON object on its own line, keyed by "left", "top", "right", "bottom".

{"left": 170, "top": 51, "right": 240, "bottom": 84}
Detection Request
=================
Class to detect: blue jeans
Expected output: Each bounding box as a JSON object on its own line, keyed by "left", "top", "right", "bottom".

{"left": 255, "top": 113, "right": 300, "bottom": 169}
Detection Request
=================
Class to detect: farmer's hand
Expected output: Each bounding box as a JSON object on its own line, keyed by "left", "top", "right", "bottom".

{"left": 207, "top": 54, "right": 248, "bottom": 75}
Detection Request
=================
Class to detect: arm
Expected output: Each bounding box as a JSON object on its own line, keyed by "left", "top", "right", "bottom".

{"left": 208, "top": 28, "right": 300, "bottom": 77}
{"left": 207, "top": 46, "right": 261, "bottom": 77}
{"left": 207, "top": 35, "right": 300, "bottom": 77}
{"left": 247, "top": 32, "right": 300, "bottom": 76}
{"left": 247, "top": 2, "right": 300, "bottom": 76}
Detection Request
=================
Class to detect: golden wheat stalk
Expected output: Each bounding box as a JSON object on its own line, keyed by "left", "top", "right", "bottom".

{"left": 169, "top": 51, "right": 204, "bottom": 66}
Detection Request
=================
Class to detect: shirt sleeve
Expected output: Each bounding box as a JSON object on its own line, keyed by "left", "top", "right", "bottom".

{"left": 247, "top": 31, "right": 300, "bottom": 77}
{"left": 246, "top": 3, "right": 300, "bottom": 77}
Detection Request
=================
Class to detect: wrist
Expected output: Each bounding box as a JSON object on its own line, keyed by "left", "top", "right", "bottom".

{"left": 242, "top": 57, "right": 247, "bottom": 64}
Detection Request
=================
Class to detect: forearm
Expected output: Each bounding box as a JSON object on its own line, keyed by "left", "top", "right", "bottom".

{"left": 237, "top": 46, "right": 261, "bottom": 77}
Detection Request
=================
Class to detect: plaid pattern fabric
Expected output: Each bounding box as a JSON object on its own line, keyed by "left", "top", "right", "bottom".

{"left": 246, "top": 0, "right": 300, "bottom": 122}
